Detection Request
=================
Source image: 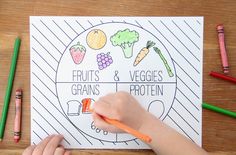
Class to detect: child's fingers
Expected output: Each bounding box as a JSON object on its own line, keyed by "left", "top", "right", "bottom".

{"left": 22, "top": 145, "right": 36, "bottom": 155}
{"left": 92, "top": 112, "right": 123, "bottom": 133}
{"left": 32, "top": 135, "right": 55, "bottom": 155}
{"left": 64, "top": 150, "right": 71, "bottom": 155}
{"left": 99, "top": 93, "right": 114, "bottom": 103}
{"left": 53, "top": 146, "right": 65, "bottom": 155}
{"left": 93, "top": 100, "right": 112, "bottom": 117}
{"left": 43, "top": 135, "right": 64, "bottom": 155}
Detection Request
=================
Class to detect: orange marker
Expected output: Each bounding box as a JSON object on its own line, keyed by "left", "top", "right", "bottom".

{"left": 102, "top": 116, "right": 152, "bottom": 143}
{"left": 14, "top": 89, "right": 22, "bottom": 143}
{"left": 89, "top": 107, "right": 152, "bottom": 143}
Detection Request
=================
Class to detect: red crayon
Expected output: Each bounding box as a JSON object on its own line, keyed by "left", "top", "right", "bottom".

{"left": 210, "top": 71, "right": 236, "bottom": 84}
{"left": 14, "top": 89, "right": 22, "bottom": 143}
{"left": 216, "top": 24, "right": 229, "bottom": 74}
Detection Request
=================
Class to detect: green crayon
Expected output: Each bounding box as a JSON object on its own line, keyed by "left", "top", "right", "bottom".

{"left": 202, "top": 102, "right": 236, "bottom": 118}
{"left": 0, "top": 37, "right": 21, "bottom": 140}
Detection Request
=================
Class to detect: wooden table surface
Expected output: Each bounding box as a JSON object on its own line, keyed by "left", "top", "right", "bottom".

{"left": 0, "top": 0, "right": 236, "bottom": 154}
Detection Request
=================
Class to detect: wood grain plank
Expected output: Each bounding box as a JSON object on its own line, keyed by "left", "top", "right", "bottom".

{"left": 0, "top": 0, "right": 235, "bottom": 154}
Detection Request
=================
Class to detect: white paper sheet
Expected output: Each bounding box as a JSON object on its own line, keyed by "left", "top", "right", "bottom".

{"left": 30, "top": 16, "right": 203, "bottom": 149}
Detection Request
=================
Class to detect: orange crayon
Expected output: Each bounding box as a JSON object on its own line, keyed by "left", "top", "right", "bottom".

{"left": 14, "top": 89, "right": 22, "bottom": 143}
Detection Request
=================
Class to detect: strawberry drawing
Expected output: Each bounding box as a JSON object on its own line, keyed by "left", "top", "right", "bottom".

{"left": 70, "top": 42, "right": 86, "bottom": 64}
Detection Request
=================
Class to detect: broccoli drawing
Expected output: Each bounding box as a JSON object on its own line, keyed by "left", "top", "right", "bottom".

{"left": 110, "top": 29, "right": 139, "bottom": 58}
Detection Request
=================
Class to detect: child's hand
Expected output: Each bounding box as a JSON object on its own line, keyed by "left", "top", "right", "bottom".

{"left": 92, "top": 91, "right": 149, "bottom": 133}
{"left": 22, "top": 135, "right": 70, "bottom": 155}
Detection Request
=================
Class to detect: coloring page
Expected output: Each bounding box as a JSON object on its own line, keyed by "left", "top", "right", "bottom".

{"left": 30, "top": 16, "right": 203, "bottom": 149}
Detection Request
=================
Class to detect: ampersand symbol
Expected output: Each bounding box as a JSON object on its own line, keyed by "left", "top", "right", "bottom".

{"left": 114, "top": 70, "right": 120, "bottom": 81}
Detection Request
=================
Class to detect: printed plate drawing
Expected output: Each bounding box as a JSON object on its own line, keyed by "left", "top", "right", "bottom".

{"left": 30, "top": 16, "right": 203, "bottom": 149}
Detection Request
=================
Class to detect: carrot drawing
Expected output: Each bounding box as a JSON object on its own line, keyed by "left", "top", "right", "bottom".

{"left": 133, "top": 41, "right": 155, "bottom": 66}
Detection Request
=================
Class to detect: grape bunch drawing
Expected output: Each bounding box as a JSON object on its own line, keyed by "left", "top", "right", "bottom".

{"left": 96, "top": 52, "right": 113, "bottom": 70}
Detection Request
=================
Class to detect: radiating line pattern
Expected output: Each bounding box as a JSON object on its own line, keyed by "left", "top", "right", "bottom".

{"left": 146, "top": 18, "right": 202, "bottom": 145}
{"left": 30, "top": 17, "right": 203, "bottom": 148}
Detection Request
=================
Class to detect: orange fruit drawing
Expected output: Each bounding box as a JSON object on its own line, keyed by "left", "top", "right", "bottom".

{"left": 86, "top": 29, "right": 107, "bottom": 50}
